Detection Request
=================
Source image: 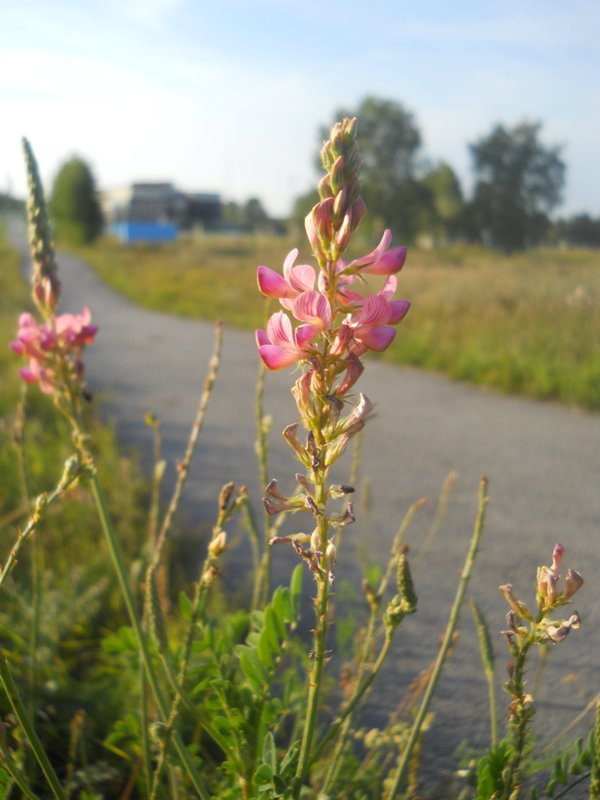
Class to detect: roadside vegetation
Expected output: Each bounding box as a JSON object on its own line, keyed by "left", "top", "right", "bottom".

{"left": 75, "top": 233, "right": 600, "bottom": 411}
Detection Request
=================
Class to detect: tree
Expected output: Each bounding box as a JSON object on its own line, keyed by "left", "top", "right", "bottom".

{"left": 318, "top": 97, "right": 426, "bottom": 242}
{"left": 469, "top": 122, "right": 565, "bottom": 252}
{"left": 50, "top": 157, "right": 103, "bottom": 245}
{"left": 421, "top": 162, "right": 464, "bottom": 245}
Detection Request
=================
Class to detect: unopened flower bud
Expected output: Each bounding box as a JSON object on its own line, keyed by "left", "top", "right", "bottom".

{"left": 208, "top": 530, "right": 227, "bottom": 557}
{"left": 332, "top": 187, "right": 347, "bottom": 221}
{"left": 551, "top": 543, "right": 565, "bottom": 573}
{"left": 330, "top": 156, "right": 346, "bottom": 194}
{"left": 318, "top": 174, "right": 333, "bottom": 199}
{"left": 335, "top": 211, "right": 353, "bottom": 252}
{"left": 349, "top": 197, "right": 366, "bottom": 232}
{"left": 397, "top": 553, "right": 417, "bottom": 615}
{"left": 218, "top": 481, "right": 235, "bottom": 511}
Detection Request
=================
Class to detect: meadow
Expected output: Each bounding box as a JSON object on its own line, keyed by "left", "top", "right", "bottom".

{"left": 75, "top": 233, "right": 600, "bottom": 411}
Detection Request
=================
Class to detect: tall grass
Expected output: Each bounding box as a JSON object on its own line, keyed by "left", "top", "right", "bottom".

{"left": 76, "top": 235, "right": 600, "bottom": 410}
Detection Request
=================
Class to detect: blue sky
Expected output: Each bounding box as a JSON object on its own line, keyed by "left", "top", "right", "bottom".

{"left": 1, "top": 0, "right": 599, "bottom": 217}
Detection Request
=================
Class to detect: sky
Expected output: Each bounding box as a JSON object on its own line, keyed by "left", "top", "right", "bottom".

{"left": 1, "top": 0, "right": 599, "bottom": 218}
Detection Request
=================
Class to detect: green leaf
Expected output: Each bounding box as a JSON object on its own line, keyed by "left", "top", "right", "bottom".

{"left": 290, "top": 565, "right": 303, "bottom": 618}
{"left": 272, "top": 587, "right": 292, "bottom": 628}
{"left": 257, "top": 629, "right": 274, "bottom": 669}
{"left": 236, "top": 646, "right": 266, "bottom": 692}
{"left": 264, "top": 607, "right": 282, "bottom": 654}
{"left": 178, "top": 590, "right": 193, "bottom": 621}
{"left": 263, "top": 732, "right": 278, "bottom": 773}
{"left": 253, "top": 763, "right": 274, "bottom": 784}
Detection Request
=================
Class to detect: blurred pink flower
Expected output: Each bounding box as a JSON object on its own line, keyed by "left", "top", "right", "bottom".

{"left": 11, "top": 307, "right": 97, "bottom": 394}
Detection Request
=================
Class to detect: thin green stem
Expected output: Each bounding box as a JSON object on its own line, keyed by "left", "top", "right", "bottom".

{"left": 386, "top": 477, "right": 489, "bottom": 799}
{"left": 0, "top": 739, "right": 38, "bottom": 800}
{"left": 0, "top": 651, "right": 66, "bottom": 800}
{"left": 87, "top": 471, "right": 209, "bottom": 800}
{"left": 319, "top": 632, "right": 395, "bottom": 790}
{"left": 292, "top": 469, "right": 331, "bottom": 796}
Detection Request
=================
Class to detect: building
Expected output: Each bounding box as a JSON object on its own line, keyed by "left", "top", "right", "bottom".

{"left": 101, "top": 182, "right": 222, "bottom": 243}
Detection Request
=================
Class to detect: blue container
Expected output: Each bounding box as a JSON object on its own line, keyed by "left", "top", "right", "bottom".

{"left": 112, "top": 221, "right": 179, "bottom": 243}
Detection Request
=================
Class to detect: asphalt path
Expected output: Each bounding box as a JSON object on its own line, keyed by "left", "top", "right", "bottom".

{"left": 8, "top": 216, "right": 600, "bottom": 793}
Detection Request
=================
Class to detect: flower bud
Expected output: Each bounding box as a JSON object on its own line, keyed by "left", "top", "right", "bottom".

{"left": 318, "top": 174, "right": 333, "bottom": 199}
{"left": 551, "top": 543, "right": 564, "bottom": 574}
{"left": 218, "top": 481, "right": 235, "bottom": 511}
{"left": 208, "top": 530, "right": 227, "bottom": 557}
{"left": 330, "top": 156, "right": 346, "bottom": 194}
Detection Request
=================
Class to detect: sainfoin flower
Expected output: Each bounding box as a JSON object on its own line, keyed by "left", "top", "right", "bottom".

{"left": 11, "top": 307, "right": 97, "bottom": 394}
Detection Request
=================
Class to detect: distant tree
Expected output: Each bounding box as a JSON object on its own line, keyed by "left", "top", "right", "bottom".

{"left": 50, "top": 157, "right": 103, "bottom": 245}
{"left": 469, "top": 122, "right": 565, "bottom": 252}
{"left": 244, "top": 197, "right": 269, "bottom": 230}
{"left": 319, "top": 97, "right": 426, "bottom": 242}
{"left": 554, "top": 214, "right": 600, "bottom": 248}
{"left": 421, "top": 162, "right": 464, "bottom": 245}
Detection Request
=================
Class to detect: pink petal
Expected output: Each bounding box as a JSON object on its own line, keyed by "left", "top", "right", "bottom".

{"left": 362, "top": 246, "right": 407, "bottom": 275}
{"left": 353, "top": 295, "right": 390, "bottom": 327}
{"left": 356, "top": 326, "right": 396, "bottom": 352}
{"left": 292, "top": 290, "right": 331, "bottom": 329}
{"left": 282, "top": 249, "right": 299, "bottom": 280}
{"left": 288, "top": 264, "right": 316, "bottom": 293}
{"left": 388, "top": 300, "right": 410, "bottom": 324}
{"left": 255, "top": 329, "right": 270, "bottom": 348}
{"left": 294, "top": 323, "right": 319, "bottom": 350}
{"left": 352, "top": 230, "right": 392, "bottom": 268}
{"left": 258, "top": 344, "right": 301, "bottom": 370}
{"left": 267, "top": 311, "right": 294, "bottom": 348}
{"left": 257, "top": 266, "right": 295, "bottom": 299}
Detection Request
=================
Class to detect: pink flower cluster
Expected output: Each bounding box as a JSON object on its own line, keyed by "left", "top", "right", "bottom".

{"left": 11, "top": 308, "right": 97, "bottom": 394}
{"left": 255, "top": 230, "right": 409, "bottom": 370}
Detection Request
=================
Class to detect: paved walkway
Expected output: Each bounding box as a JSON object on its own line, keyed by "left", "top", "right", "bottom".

{"left": 8, "top": 217, "right": 600, "bottom": 789}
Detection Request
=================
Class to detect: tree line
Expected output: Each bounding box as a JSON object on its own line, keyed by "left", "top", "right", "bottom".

{"left": 292, "top": 96, "right": 578, "bottom": 253}
{"left": 6, "top": 95, "right": 599, "bottom": 252}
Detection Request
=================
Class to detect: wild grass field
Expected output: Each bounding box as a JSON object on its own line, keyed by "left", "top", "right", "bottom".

{"left": 76, "top": 233, "right": 600, "bottom": 411}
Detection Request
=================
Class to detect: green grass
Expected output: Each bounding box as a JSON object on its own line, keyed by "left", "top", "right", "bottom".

{"left": 75, "top": 234, "right": 600, "bottom": 410}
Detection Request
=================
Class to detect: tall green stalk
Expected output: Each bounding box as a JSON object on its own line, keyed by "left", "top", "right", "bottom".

{"left": 0, "top": 651, "right": 67, "bottom": 800}
{"left": 386, "top": 477, "right": 489, "bottom": 799}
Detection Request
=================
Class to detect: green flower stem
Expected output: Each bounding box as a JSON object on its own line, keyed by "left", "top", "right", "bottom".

{"left": 0, "top": 651, "right": 66, "bottom": 800}
{"left": 253, "top": 360, "right": 272, "bottom": 610}
{"left": 386, "top": 477, "right": 489, "bottom": 800}
{"left": 293, "top": 469, "right": 331, "bottom": 796}
{"left": 87, "top": 470, "right": 209, "bottom": 800}
{"left": 319, "top": 631, "right": 395, "bottom": 791}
